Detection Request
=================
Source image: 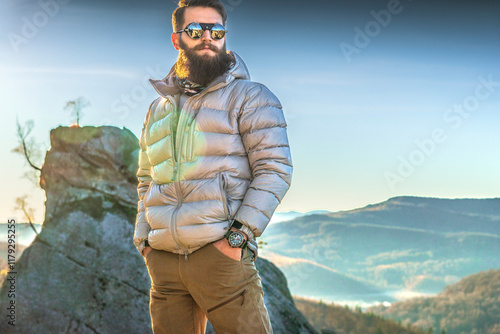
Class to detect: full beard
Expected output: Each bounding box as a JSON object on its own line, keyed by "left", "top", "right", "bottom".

{"left": 175, "top": 39, "right": 234, "bottom": 86}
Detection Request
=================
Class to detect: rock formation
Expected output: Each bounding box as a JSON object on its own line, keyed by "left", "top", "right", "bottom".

{"left": 0, "top": 126, "right": 316, "bottom": 334}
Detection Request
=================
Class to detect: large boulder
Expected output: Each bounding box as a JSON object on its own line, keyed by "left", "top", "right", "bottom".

{"left": 0, "top": 126, "right": 316, "bottom": 334}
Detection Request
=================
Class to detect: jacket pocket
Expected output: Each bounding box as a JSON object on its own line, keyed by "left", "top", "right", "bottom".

{"left": 218, "top": 170, "right": 230, "bottom": 219}
{"left": 207, "top": 288, "right": 248, "bottom": 313}
{"left": 210, "top": 242, "right": 242, "bottom": 263}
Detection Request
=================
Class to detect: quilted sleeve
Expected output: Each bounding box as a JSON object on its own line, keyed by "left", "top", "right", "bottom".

{"left": 233, "top": 84, "right": 293, "bottom": 238}
{"left": 133, "top": 101, "right": 154, "bottom": 254}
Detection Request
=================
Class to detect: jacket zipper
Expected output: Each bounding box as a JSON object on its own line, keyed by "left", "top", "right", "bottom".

{"left": 166, "top": 96, "right": 189, "bottom": 260}
{"left": 171, "top": 96, "right": 199, "bottom": 261}
{"left": 207, "top": 289, "right": 248, "bottom": 313}
{"left": 186, "top": 121, "right": 195, "bottom": 162}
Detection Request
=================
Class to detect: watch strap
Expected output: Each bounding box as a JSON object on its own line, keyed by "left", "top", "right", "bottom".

{"left": 230, "top": 220, "right": 255, "bottom": 240}
{"left": 231, "top": 220, "right": 243, "bottom": 229}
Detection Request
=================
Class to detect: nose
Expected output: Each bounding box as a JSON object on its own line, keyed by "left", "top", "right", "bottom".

{"left": 201, "top": 28, "right": 212, "bottom": 41}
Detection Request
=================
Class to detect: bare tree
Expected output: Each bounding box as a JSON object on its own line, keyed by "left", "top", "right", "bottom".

{"left": 12, "top": 120, "right": 43, "bottom": 233}
{"left": 13, "top": 118, "right": 41, "bottom": 172}
{"left": 15, "top": 195, "right": 40, "bottom": 236}
{"left": 12, "top": 118, "right": 44, "bottom": 187}
{"left": 64, "top": 97, "right": 90, "bottom": 127}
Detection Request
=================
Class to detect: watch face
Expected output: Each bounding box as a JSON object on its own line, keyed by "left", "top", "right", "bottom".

{"left": 228, "top": 231, "right": 245, "bottom": 247}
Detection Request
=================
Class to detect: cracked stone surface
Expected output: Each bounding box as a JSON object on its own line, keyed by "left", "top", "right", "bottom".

{"left": 0, "top": 126, "right": 316, "bottom": 334}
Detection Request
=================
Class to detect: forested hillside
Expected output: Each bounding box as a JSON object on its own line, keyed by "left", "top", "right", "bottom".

{"left": 294, "top": 296, "right": 431, "bottom": 334}
{"left": 369, "top": 268, "right": 500, "bottom": 334}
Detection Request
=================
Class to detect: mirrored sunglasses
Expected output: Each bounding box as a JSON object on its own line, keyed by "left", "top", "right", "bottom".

{"left": 176, "top": 22, "right": 227, "bottom": 40}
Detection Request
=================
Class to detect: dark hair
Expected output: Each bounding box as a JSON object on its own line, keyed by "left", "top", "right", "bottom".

{"left": 172, "top": 0, "right": 227, "bottom": 32}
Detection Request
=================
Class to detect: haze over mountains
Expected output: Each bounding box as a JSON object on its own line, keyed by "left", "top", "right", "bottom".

{"left": 260, "top": 196, "right": 500, "bottom": 306}
{"left": 369, "top": 268, "right": 500, "bottom": 334}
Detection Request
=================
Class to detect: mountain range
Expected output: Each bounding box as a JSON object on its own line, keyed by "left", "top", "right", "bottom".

{"left": 259, "top": 196, "right": 500, "bottom": 306}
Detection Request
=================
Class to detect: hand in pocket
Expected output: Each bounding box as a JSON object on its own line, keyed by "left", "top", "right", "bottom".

{"left": 212, "top": 238, "right": 242, "bottom": 261}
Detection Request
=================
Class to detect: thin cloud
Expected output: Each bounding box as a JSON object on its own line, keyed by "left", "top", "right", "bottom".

{"left": 1, "top": 66, "right": 137, "bottom": 79}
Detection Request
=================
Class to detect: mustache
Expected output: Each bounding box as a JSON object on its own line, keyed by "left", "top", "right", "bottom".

{"left": 193, "top": 43, "right": 219, "bottom": 52}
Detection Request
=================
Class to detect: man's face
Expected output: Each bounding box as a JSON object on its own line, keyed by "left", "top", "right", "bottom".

{"left": 172, "top": 6, "right": 233, "bottom": 86}
{"left": 173, "top": 6, "right": 226, "bottom": 58}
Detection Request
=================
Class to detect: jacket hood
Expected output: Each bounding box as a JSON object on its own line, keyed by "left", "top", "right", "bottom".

{"left": 149, "top": 51, "right": 250, "bottom": 98}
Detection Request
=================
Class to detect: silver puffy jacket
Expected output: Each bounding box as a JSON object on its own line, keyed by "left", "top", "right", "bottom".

{"left": 133, "top": 51, "right": 293, "bottom": 259}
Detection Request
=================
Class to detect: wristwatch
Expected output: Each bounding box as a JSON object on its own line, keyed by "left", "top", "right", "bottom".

{"left": 224, "top": 230, "right": 247, "bottom": 248}
{"left": 144, "top": 239, "right": 150, "bottom": 248}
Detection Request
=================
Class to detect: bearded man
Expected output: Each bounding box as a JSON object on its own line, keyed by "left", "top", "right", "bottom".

{"left": 133, "top": 0, "right": 293, "bottom": 333}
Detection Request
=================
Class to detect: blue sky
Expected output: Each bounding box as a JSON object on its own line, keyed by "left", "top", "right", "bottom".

{"left": 1, "top": 0, "right": 499, "bottom": 223}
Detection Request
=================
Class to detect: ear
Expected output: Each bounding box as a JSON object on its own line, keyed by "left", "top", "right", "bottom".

{"left": 171, "top": 32, "right": 180, "bottom": 50}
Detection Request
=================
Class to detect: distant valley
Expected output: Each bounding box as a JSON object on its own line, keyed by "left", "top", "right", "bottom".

{"left": 260, "top": 196, "right": 500, "bottom": 306}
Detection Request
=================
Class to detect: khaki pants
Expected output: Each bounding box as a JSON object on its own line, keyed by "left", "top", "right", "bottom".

{"left": 144, "top": 241, "right": 273, "bottom": 334}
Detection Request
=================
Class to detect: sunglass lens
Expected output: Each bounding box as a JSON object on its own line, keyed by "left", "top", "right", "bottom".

{"left": 211, "top": 24, "right": 226, "bottom": 40}
{"left": 186, "top": 23, "right": 203, "bottom": 39}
